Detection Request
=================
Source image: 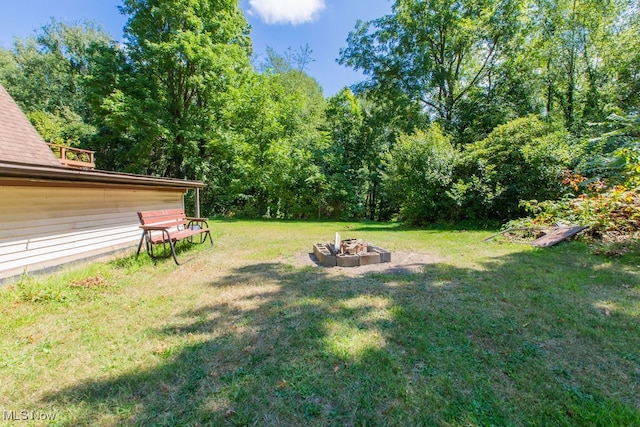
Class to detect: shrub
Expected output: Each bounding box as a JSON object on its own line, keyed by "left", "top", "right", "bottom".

{"left": 509, "top": 113, "right": 640, "bottom": 244}
{"left": 457, "top": 116, "right": 572, "bottom": 220}
{"left": 519, "top": 182, "right": 640, "bottom": 240}
{"left": 384, "top": 123, "right": 459, "bottom": 224}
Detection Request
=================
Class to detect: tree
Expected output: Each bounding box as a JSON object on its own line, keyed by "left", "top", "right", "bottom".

{"left": 459, "top": 115, "right": 573, "bottom": 219}
{"left": 322, "top": 89, "right": 369, "bottom": 219}
{"left": 610, "top": 9, "right": 640, "bottom": 112}
{"left": 0, "top": 19, "right": 113, "bottom": 115}
{"left": 385, "top": 123, "right": 459, "bottom": 224}
{"left": 529, "top": 0, "right": 636, "bottom": 130}
{"left": 321, "top": 86, "right": 425, "bottom": 221}
{"left": 0, "top": 19, "right": 113, "bottom": 147}
{"left": 272, "top": 69, "right": 328, "bottom": 218}
{"left": 256, "top": 44, "right": 315, "bottom": 74}
{"left": 230, "top": 64, "right": 327, "bottom": 218}
{"left": 28, "top": 109, "right": 96, "bottom": 147}
{"left": 339, "top": 0, "right": 522, "bottom": 128}
{"left": 108, "top": 0, "right": 253, "bottom": 179}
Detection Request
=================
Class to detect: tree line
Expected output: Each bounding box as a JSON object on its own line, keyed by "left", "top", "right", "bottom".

{"left": 1, "top": 0, "right": 638, "bottom": 231}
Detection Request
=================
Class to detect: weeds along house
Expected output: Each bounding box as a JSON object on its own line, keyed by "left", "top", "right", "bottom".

{"left": 0, "top": 84, "right": 205, "bottom": 280}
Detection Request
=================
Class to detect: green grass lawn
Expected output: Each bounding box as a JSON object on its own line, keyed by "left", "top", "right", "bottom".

{"left": 1, "top": 220, "right": 639, "bottom": 426}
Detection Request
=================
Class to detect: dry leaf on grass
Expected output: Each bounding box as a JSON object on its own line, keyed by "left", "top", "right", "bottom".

{"left": 70, "top": 274, "right": 107, "bottom": 288}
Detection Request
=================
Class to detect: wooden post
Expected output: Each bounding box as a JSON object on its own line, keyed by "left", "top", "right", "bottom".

{"left": 195, "top": 188, "right": 201, "bottom": 218}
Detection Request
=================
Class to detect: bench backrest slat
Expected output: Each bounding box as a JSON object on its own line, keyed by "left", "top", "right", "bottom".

{"left": 138, "top": 209, "right": 188, "bottom": 227}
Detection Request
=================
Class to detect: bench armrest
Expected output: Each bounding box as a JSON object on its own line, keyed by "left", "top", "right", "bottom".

{"left": 187, "top": 218, "right": 210, "bottom": 229}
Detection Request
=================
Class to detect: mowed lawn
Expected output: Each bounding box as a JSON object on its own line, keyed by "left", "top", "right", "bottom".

{"left": 1, "top": 220, "right": 639, "bottom": 426}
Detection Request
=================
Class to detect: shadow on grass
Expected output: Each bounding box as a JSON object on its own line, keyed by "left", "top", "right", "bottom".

{"left": 126, "top": 237, "right": 214, "bottom": 267}
{"left": 41, "top": 247, "right": 640, "bottom": 426}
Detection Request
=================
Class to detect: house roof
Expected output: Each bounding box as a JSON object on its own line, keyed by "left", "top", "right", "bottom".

{"left": 0, "top": 83, "right": 204, "bottom": 190}
{"left": 0, "top": 161, "right": 206, "bottom": 189}
{"left": 0, "top": 84, "right": 62, "bottom": 167}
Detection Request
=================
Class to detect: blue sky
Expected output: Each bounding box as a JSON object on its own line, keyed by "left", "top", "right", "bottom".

{"left": 0, "top": 0, "right": 392, "bottom": 97}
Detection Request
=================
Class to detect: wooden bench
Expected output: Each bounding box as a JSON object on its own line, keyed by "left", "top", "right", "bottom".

{"left": 135, "top": 209, "right": 213, "bottom": 264}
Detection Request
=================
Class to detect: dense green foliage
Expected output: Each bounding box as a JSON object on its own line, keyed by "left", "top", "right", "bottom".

{"left": 339, "top": 0, "right": 523, "bottom": 126}
{"left": 510, "top": 114, "right": 640, "bottom": 241}
{"left": 229, "top": 69, "right": 327, "bottom": 218}
{"left": 0, "top": 19, "right": 111, "bottom": 146}
{"left": 385, "top": 124, "right": 458, "bottom": 224}
{"left": 0, "top": 0, "right": 638, "bottom": 235}
{"left": 459, "top": 116, "right": 573, "bottom": 219}
{"left": 105, "top": 0, "right": 253, "bottom": 179}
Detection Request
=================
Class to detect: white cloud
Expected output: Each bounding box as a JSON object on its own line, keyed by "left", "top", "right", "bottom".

{"left": 248, "top": 0, "right": 326, "bottom": 25}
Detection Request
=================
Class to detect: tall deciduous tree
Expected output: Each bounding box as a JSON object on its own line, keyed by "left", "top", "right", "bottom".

{"left": 529, "top": 0, "right": 636, "bottom": 129}
{"left": 231, "top": 56, "right": 327, "bottom": 218}
{"left": 612, "top": 17, "right": 640, "bottom": 111}
{"left": 110, "top": 0, "right": 253, "bottom": 178}
{"left": 339, "top": 0, "right": 522, "bottom": 127}
{"left": 0, "top": 20, "right": 113, "bottom": 147}
{"left": 322, "top": 89, "right": 368, "bottom": 219}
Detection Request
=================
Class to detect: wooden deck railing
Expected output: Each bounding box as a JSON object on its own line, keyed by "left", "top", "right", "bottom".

{"left": 47, "top": 144, "right": 95, "bottom": 169}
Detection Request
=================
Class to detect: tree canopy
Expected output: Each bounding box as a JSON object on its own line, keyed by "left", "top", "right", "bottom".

{"left": 339, "top": 0, "right": 523, "bottom": 126}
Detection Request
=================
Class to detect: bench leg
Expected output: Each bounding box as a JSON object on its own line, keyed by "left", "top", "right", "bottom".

{"left": 154, "top": 230, "right": 181, "bottom": 265}
{"left": 137, "top": 230, "right": 181, "bottom": 265}
{"left": 168, "top": 239, "right": 181, "bottom": 265}
{"left": 136, "top": 231, "right": 147, "bottom": 259}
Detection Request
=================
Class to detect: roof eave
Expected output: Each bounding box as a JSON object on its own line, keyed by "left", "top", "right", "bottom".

{"left": 0, "top": 161, "right": 206, "bottom": 189}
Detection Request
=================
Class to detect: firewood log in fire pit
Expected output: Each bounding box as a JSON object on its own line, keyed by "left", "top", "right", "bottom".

{"left": 340, "top": 239, "right": 367, "bottom": 254}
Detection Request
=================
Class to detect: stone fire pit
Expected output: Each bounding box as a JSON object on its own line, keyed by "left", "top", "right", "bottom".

{"left": 313, "top": 234, "right": 391, "bottom": 267}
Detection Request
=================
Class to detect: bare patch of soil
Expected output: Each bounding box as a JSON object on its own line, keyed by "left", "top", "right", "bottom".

{"left": 286, "top": 250, "right": 440, "bottom": 276}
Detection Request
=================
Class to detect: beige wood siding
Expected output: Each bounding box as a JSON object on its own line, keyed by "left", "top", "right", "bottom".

{"left": 0, "top": 184, "right": 185, "bottom": 279}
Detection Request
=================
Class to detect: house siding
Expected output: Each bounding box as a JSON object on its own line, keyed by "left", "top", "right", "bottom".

{"left": 0, "top": 183, "right": 185, "bottom": 280}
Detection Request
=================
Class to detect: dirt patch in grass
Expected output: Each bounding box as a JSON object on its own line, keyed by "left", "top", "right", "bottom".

{"left": 69, "top": 274, "right": 107, "bottom": 288}
{"left": 287, "top": 250, "right": 440, "bottom": 275}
